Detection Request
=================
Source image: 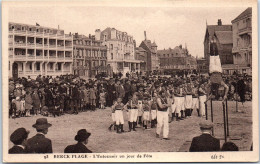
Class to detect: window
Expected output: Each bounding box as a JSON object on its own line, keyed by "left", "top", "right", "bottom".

{"left": 36, "top": 29, "right": 39, "bottom": 32}
{"left": 58, "top": 63, "right": 61, "bottom": 70}
{"left": 36, "top": 63, "right": 40, "bottom": 70}
{"left": 29, "top": 63, "right": 32, "bottom": 70}
{"left": 22, "top": 27, "right": 25, "bottom": 31}
{"left": 110, "top": 44, "right": 113, "bottom": 50}
{"left": 29, "top": 28, "right": 32, "bottom": 31}
{"left": 50, "top": 63, "right": 53, "bottom": 70}
{"left": 111, "top": 53, "right": 113, "bottom": 60}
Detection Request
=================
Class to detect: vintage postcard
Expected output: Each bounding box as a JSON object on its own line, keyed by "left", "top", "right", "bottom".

{"left": 2, "top": 0, "right": 259, "bottom": 162}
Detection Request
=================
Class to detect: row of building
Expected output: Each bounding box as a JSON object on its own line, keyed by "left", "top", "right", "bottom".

{"left": 8, "top": 7, "right": 251, "bottom": 79}
{"left": 203, "top": 7, "right": 252, "bottom": 75}
{"left": 8, "top": 22, "right": 195, "bottom": 79}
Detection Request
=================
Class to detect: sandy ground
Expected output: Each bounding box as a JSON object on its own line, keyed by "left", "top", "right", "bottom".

{"left": 8, "top": 101, "right": 252, "bottom": 153}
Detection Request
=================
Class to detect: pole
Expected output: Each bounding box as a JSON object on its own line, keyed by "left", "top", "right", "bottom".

{"left": 205, "top": 102, "right": 208, "bottom": 120}
{"left": 226, "top": 99, "right": 229, "bottom": 136}
{"left": 210, "top": 99, "right": 214, "bottom": 136}
{"left": 222, "top": 102, "right": 227, "bottom": 142}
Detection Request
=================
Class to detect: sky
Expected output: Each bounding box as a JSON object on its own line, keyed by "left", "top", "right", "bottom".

{"left": 8, "top": 5, "right": 247, "bottom": 58}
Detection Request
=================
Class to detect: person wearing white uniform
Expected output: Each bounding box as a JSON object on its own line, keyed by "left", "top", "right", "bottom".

{"left": 150, "top": 96, "right": 158, "bottom": 128}
{"left": 199, "top": 84, "right": 207, "bottom": 117}
{"left": 125, "top": 94, "right": 138, "bottom": 132}
{"left": 192, "top": 85, "right": 199, "bottom": 117}
{"left": 113, "top": 98, "right": 125, "bottom": 133}
{"left": 156, "top": 91, "right": 170, "bottom": 140}
{"left": 184, "top": 82, "right": 193, "bottom": 117}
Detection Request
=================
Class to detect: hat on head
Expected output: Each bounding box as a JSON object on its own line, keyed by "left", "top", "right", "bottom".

{"left": 74, "top": 129, "right": 91, "bottom": 142}
{"left": 10, "top": 128, "right": 29, "bottom": 144}
{"left": 32, "top": 118, "right": 52, "bottom": 130}
{"left": 199, "top": 120, "right": 214, "bottom": 129}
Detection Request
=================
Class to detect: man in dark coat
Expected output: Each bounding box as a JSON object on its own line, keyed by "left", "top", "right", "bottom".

{"left": 26, "top": 118, "right": 53, "bottom": 153}
{"left": 106, "top": 80, "right": 116, "bottom": 107}
{"left": 189, "top": 120, "right": 220, "bottom": 152}
{"left": 9, "top": 128, "right": 29, "bottom": 154}
{"left": 237, "top": 76, "right": 246, "bottom": 104}
{"left": 64, "top": 129, "right": 92, "bottom": 153}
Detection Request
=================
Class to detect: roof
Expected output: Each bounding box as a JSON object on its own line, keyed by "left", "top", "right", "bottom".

{"left": 232, "top": 7, "right": 252, "bottom": 23}
{"left": 141, "top": 40, "right": 157, "bottom": 53}
{"left": 215, "top": 31, "right": 233, "bottom": 44}
{"left": 136, "top": 47, "right": 146, "bottom": 52}
{"left": 157, "top": 46, "right": 188, "bottom": 58}
{"left": 9, "top": 22, "right": 62, "bottom": 31}
{"left": 207, "top": 25, "right": 232, "bottom": 37}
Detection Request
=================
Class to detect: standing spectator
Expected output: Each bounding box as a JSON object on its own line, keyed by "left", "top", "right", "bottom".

{"left": 32, "top": 88, "right": 41, "bottom": 115}
{"left": 24, "top": 91, "right": 33, "bottom": 117}
{"left": 89, "top": 86, "right": 96, "bottom": 111}
{"left": 106, "top": 80, "right": 116, "bottom": 107}
{"left": 237, "top": 76, "right": 246, "bottom": 105}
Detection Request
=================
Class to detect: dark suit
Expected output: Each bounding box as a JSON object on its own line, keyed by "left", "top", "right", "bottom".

{"left": 189, "top": 133, "right": 220, "bottom": 152}
{"left": 64, "top": 143, "right": 92, "bottom": 153}
{"left": 26, "top": 134, "right": 53, "bottom": 153}
{"left": 9, "top": 145, "right": 25, "bottom": 154}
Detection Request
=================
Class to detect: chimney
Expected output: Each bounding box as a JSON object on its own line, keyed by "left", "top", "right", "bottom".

{"left": 179, "top": 44, "right": 182, "bottom": 49}
{"left": 75, "top": 33, "right": 78, "bottom": 38}
{"left": 58, "top": 25, "right": 60, "bottom": 30}
{"left": 218, "top": 19, "right": 222, "bottom": 26}
{"left": 144, "top": 31, "right": 147, "bottom": 40}
{"left": 89, "top": 34, "right": 91, "bottom": 38}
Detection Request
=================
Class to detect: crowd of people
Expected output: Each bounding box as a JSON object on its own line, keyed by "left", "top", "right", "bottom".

{"left": 8, "top": 72, "right": 252, "bottom": 153}
{"left": 9, "top": 73, "right": 252, "bottom": 119}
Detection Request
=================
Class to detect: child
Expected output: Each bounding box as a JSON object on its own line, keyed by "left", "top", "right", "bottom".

{"left": 99, "top": 89, "right": 106, "bottom": 109}
{"left": 142, "top": 97, "right": 150, "bottom": 130}
{"left": 20, "top": 96, "right": 25, "bottom": 117}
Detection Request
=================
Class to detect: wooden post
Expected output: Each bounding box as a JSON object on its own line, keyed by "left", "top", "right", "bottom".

{"left": 205, "top": 102, "right": 208, "bottom": 120}
{"left": 222, "top": 102, "right": 227, "bottom": 142}
{"left": 226, "top": 99, "right": 229, "bottom": 136}
{"left": 210, "top": 99, "right": 214, "bottom": 136}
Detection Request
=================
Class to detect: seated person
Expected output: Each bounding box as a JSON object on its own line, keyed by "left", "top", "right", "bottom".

{"left": 189, "top": 120, "right": 220, "bottom": 152}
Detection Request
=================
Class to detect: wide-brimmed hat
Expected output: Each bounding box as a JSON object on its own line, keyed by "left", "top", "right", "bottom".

{"left": 10, "top": 128, "right": 29, "bottom": 144}
{"left": 74, "top": 129, "right": 91, "bottom": 142}
{"left": 32, "top": 118, "right": 52, "bottom": 130}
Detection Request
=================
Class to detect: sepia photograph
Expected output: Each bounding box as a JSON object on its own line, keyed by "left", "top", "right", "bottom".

{"left": 2, "top": 0, "right": 258, "bottom": 162}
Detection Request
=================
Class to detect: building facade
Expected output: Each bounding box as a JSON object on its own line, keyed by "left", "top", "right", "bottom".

{"left": 157, "top": 45, "right": 197, "bottom": 73}
{"left": 204, "top": 19, "right": 233, "bottom": 73}
{"left": 231, "top": 7, "right": 252, "bottom": 75}
{"left": 73, "top": 33, "right": 107, "bottom": 78}
{"left": 95, "top": 28, "right": 141, "bottom": 76}
{"left": 139, "top": 32, "right": 159, "bottom": 72}
{"left": 9, "top": 22, "right": 73, "bottom": 79}
{"left": 135, "top": 47, "right": 147, "bottom": 72}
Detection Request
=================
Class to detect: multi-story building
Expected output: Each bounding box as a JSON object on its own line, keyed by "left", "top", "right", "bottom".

{"left": 204, "top": 19, "right": 233, "bottom": 73}
{"left": 157, "top": 45, "right": 197, "bottom": 73}
{"left": 8, "top": 22, "right": 73, "bottom": 79}
{"left": 73, "top": 33, "right": 107, "bottom": 78}
{"left": 139, "top": 31, "right": 159, "bottom": 72}
{"left": 135, "top": 47, "right": 147, "bottom": 72}
{"left": 95, "top": 28, "right": 141, "bottom": 76}
{"left": 231, "top": 7, "right": 252, "bottom": 75}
